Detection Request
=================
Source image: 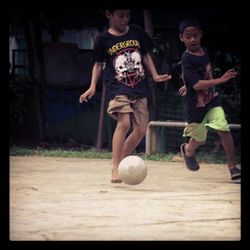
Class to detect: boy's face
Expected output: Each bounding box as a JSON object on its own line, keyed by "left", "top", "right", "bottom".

{"left": 106, "top": 10, "right": 131, "bottom": 32}
{"left": 179, "top": 26, "right": 202, "bottom": 53}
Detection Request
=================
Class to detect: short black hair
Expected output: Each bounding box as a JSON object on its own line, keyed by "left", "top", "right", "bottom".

{"left": 106, "top": 9, "right": 116, "bottom": 13}
{"left": 105, "top": 9, "right": 130, "bottom": 13}
{"left": 99, "top": 9, "right": 117, "bottom": 16}
{"left": 179, "top": 18, "right": 201, "bottom": 34}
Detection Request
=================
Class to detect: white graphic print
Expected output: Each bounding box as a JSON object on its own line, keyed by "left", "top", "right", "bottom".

{"left": 114, "top": 49, "right": 145, "bottom": 88}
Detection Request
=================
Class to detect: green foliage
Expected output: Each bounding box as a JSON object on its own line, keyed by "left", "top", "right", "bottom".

{"left": 9, "top": 146, "right": 240, "bottom": 164}
{"left": 142, "top": 153, "right": 174, "bottom": 161}
{"left": 10, "top": 146, "right": 112, "bottom": 159}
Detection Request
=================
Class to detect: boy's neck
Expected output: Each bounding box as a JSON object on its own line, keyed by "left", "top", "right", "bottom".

{"left": 186, "top": 47, "right": 204, "bottom": 56}
{"left": 108, "top": 25, "right": 129, "bottom": 36}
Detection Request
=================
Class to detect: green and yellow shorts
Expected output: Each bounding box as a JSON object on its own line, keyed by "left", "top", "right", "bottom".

{"left": 183, "top": 106, "right": 230, "bottom": 142}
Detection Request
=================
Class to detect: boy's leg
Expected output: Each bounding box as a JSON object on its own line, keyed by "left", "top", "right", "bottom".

{"left": 217, "top": 131, "right": 235, "bottom": 169}
{"left": 123, "top": 124, "right": 147, "bottom": 157}
{"left": 206, "top": 107, "right": 240, "bottom": 181}
{"left": 107, "top": 95, "right": 135, "bottom": 182}
{"left": 181, "top": 122, "right": 207, "bottom": 171}
{"left": 123, "top": 97, "right": 148, "bottom": 157}
{"left": 111, "top": 113, "right": 131, "bottom": 182}
{"left": 217, "top": 130, "right": 240, "bottom": 180}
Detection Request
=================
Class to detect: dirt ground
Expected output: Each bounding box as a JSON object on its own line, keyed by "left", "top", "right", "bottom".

{"left": 9, "top": 156, "right": 240, "bottom": 241}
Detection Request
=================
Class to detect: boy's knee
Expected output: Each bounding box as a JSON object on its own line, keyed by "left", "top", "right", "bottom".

{"left": 134, "top": 126, "right": 147, "bottom": 137}
{"left": 217, "top": 130, "right": 231, "bottom": 137}
{"left": 116, "top": 118, "right": 131, "bottom": 132}
{"left": 189, "top": 137, "right": 205, "bottom": 146}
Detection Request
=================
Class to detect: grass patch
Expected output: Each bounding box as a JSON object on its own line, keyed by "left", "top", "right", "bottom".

{"left": 9, "top": 146, "right": 112, "bottom": 159}
{"left": 9, "top": 146, "right": 241, "bottom": 165}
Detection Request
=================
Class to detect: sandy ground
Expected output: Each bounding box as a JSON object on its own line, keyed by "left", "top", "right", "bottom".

{"left": 9, "top": 156, "right": 240, "bottom": 241}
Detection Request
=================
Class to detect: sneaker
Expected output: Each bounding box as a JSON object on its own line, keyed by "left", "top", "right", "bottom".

{"left": 180, "top": 143, "right": 200, "bottom": 171}
{"left": 230, "top": 166, "right": 241, "bottom": 180}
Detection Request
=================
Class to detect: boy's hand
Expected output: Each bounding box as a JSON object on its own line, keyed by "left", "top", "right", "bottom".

{"left": 178, "top": 85, "right": 186, "bottom": 96}
{"left": 153, "top": 74, "right": 171, "bottom": 83}
{"left": 220, "top": 69, "right": 237, "bottom": 84}
{"left": 79, "top": 88, "right": 95, "bottom": 103}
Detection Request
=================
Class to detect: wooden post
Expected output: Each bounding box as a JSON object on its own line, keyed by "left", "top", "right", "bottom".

{"left": 143, "top": 10, "right": 159, "bottom": 121}
{"left": 96, "top": 83, "right": 106, "bottom": 150}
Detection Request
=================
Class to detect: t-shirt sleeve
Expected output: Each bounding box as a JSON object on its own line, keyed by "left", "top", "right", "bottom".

{"left": 92, "top": 35, "right": 106, "bottom": 62}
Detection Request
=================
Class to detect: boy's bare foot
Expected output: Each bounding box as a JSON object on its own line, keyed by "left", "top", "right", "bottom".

{"left": 111, "top": 170, "right": 122, "bottom": 183}
{"left": 111, "top": 179, "right": 122, "bottom": 183}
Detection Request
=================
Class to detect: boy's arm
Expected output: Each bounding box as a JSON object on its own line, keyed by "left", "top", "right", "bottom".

{"left": 193, "top": 69, "right": 237, "bottom": 90}
{"left": 79, "top": 62, "right": 103, "bottom": 103}
{"left": 143, "top": 53, "right": 171, "bottom": 82}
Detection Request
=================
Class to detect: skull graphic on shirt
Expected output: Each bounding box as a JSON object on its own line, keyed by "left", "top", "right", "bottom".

{"left": 114, "top": 48, "right": 145, "bottom": 88}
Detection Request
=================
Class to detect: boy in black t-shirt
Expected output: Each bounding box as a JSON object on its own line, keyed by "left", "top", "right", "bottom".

{"left": 79, "top": 10, "right": 171, "bottom": 183}
{"left": 178, "top": 18, "right": 241, "bottom": 182}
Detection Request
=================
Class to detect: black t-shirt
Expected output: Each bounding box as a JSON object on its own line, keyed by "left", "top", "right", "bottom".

{"left": 93, "top": 24, "right": 153, "bottom": 100}
{"left": 182, "top": 49, "right": 221, "bottom": 123}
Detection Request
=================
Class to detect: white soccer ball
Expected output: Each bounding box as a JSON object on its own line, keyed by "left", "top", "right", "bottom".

{"left": 118, "top": 156, "right": 147, "bottom": 185}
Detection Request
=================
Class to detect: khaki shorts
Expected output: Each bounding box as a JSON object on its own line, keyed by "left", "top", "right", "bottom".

{"left": 183, "top": 106, "right": 230, "bottom": 142}
{"left": 107, "top": 95, "right": 149, "bottom": 128}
